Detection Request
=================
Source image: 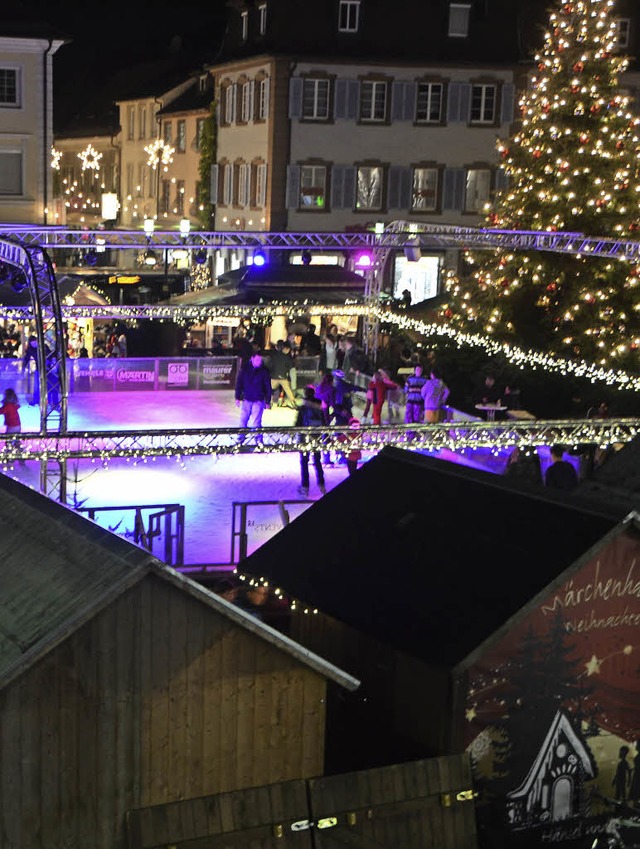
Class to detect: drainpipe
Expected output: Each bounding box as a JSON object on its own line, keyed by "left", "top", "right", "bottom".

{"left": 43, "top": 39, "right": 54, "bottom": 225}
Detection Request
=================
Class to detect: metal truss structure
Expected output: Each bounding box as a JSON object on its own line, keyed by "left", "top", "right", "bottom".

{"left": 0, "top": 237, "right": 66, "bottom": 433}
{"left": 0, "top": 222, "right": 638, "bottom": 499}
{"left": 2, "top": 222, "right": 640, "bottom": 260}
{"left": 2, "top": 417, "right": 636, "bottom": 500}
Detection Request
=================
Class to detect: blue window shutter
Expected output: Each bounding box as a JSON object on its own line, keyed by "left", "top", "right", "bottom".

{"left": 210, "top": 164, "right": 219, "bottom": 203}
{"left": 391, "top": 82, "right": 406, "bottom": 121}
{"left": 447, "top": 82, "right": 461, "bottom": 122}
{"left": 331, "top": 165, "right": 346, "bottom": 207}
{"left": 334, "top": 79, "right": 348, "bottom": 119}
{"left": 399, "top": 167, "right": 412, "bottom": 209}
{"left": 388, "top": 166, "right": 402, "bottom": 208}
{"left": 347, "top": 81, "right": 360, "bottom": 120}
{"left": 343, "top": 166, "right": 357, "bottom": 209}
{"left": 442, "top": 167, "right": 465, "bottom": 211}
{"left": 500, "top": 83, "right": 515, "bottom": 124}
{"left": 404, "top": 82, "right": 417, "bottom": 121}
{"left": 289, "top": 78, "right": 303, "bottom": 118}
{"left": 285, "top": 164, "right": 301, "bottom": 208}
{"left": 459, "top": 84, "right": 471, "bottom": 123}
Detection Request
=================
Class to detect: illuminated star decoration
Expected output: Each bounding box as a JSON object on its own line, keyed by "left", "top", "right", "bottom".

{"left": 466, "top": 706, "right": 477, "bottom": 721}
{"left": 145, "top": 139, "right": 175, "bottom": 171}
{"left": 585, "top": 655, "right": 602, "bottom": 676}
{"left": 50, "top": 147, "right": 62, "bottom": 171}
{"left": 78, "top": 144, "right": 102, "bottom": 172}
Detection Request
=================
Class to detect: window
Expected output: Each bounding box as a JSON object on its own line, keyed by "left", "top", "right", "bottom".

{"left": 299, "top": 165, "right": 327, "bottom": 209}
{"left": 416, "top": 82, "right": 443, "bottom": 123}
{"left": 339, "top": 0, "right": 360, "bottom": 32}
{"left": 449, "top": 3, "right": 471, "bottom": 37}
{"left": 412, "top": 168, "right": 438, "bottom": 211}
{"left": 356, "top": 166, "right": 383, "bottom": 211}
{"left": 223, "top": 163, "right": 233, "bottom": 205}
{"left": 238, "top": 164, "right": 250, "bottom": 207}
{"left": 241, "top": 10, "right": 248, "bottom": 40}
{"left": 195, "top": 118, "right": 206, "bottom": 151}
{"left": 258, "top": 78, "right": 269, "bottom": 119}
{"left": 240, "top": 82, "right": 251, "bottom": 122}
{"left": 0, "top": 151, "right": 22, "bottom": 194}
{"left": 0, "top": 69, "right": 18, "bottom": 106}
{"left": 163, "top": 122, "right": 173, "bottom": 144}
{"left": 470, "top": 84, "right": 496, "bottom": 124}
{"left": 302, "top": 79, "right": 330, "bottom": 120}
{"left": 127, "top": 106, "right": 135, "bottom": 141}
{"left": 360, "top": 81, "right": 387, "bottom": 122}
{"left": 465, "top": 168, "right": 491, "bottom": 213}
{"left": 614, "top": 18, "right": 630, "bottom": 49}
{"left": 137, "top": 163, "right": 147, "bottom": 198}
{"left": 147, "top": 165, "right": 154, "bottom": 197}
{"left": 160, "top": 179, "right": 171, "bottom": 214}
{"left": 138, "top": 105, "right": 147, "bottom": 139}
{"left": 175, "top": 180, "right": 185, "bottom": 214}
{"left": 224, "top": 85, "right": 236, "bottom": 124}
{"left": 126, "top": 163, "right": 133, "bottom": 196}
{"left": 256, "top": 163, "right": 267, "bottom": 206}
{"left": 259, "top": 3, "right": 267, "bottom": 35}
{"left": 176, "top": 120, "right": 186, "bottom": 152}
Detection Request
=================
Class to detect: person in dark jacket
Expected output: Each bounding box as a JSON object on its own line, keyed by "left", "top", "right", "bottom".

{"left": 235, "top": 352, "right": 272, "bottom": 444}
{"left": 295, "top": 385, "right": 326, "bottom": 497}
{"left": 544, "top": 445, "right": 579, "bottom": 491}
{"left": 268, "top": 340, "right": 296, "bottom": 407}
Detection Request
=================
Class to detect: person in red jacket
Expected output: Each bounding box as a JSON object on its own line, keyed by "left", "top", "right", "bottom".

{"left": 362, "top": 369, "right": 398, "bottom": 425}
{"left": 0, "top": 388, "right": 21, "bottom": 434}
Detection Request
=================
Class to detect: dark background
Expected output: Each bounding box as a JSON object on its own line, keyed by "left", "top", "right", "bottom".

{"left": 13, "top": 0, "right": 229, "bottom": 129}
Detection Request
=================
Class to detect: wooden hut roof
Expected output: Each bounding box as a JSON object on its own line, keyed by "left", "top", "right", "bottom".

{"left": 0, "top": 473, "right": 358, "bottom": 692}
{"left": 241, "top": 447, "right": 628, "bottom": 669}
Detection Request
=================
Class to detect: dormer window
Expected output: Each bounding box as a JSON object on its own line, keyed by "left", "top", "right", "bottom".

{"left": 338, "top": 0, "right": 360, "bottom": 33}
{"left": 241, "top": 10, "right": 248, "bottom": 41}
{"left": 449, "top": 3, "right": 471, "bottom": 38}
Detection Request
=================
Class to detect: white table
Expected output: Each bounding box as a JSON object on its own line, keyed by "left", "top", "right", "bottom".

{"left": 475, "top": 403, "right": 508, "bottom": 421}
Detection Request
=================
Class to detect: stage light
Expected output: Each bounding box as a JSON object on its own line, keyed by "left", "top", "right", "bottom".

{"left": 301, "top": 250, "right": 312, "bottom": 265}
{"left": 85, "top": 249, "right": 99, "bottom": 267}
{"left": 354, "top": 252, "right": 373, "bottom": 268}
{"left": 143, "top": 249, "right": 158, "bottom": 267}
{"left": 252, "top": 249, "right": 267, "bottom": 267}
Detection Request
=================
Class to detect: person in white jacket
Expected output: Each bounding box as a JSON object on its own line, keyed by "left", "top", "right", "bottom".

{"left": 421, "top": 368, "right": 450, "bottom": 423}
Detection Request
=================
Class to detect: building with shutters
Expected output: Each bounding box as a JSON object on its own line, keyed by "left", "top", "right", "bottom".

{"left": 0, "top": 22, "right": 66, "bottom": 224}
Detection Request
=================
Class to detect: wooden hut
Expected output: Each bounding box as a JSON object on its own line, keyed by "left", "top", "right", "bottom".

{"left": 0, "top": 471, "right": 358, "bottom": 849}
{"left": 241, "top": 447, "right": 640, "bottom": 849}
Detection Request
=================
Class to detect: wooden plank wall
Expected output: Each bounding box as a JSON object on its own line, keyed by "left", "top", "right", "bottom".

{"left": 0, "top": 574, "right": 327, "bottom": 849}
{"left": 127, "top": 778, "right": 312, "bottom": 849}
{"left": 309, "top": 754, "right": 477, "bottom": 849}
{"left": 292, "top": 609, "right": 450, "bottom": 770}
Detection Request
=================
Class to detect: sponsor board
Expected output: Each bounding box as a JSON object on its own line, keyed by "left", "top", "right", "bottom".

{"left": 198, "top": 357, "right": 238, "bottom": 389}
{"left": 115, "top": 361, "right": 157, "bottom": 391}
{"left": 157, "top": 360, "right": 196, "bottom": 390}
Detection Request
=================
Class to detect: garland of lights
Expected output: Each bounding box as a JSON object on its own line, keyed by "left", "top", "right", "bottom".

{"left": 50, "top": 148, "right": 62, "bottom": 171}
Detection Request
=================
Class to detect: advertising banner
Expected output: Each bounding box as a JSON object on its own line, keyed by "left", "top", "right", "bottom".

{"left": 114, "top": 360, "right": 157, "bottom": 391}
{"left": 70, "top": 359, "right": 117, "bottom": 391}
{"left": 157, "top": 359, "right": 198, "bottom": 390}
{"left": 198, "top": 357, "right": 238, "bottom": 389}
{"left": 464, "top": 528, "right": 640, "bottom": 849}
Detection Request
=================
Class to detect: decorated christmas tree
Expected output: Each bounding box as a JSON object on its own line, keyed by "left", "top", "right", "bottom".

{"left": 446, "top": 0, "right": 640, "bottom": 368}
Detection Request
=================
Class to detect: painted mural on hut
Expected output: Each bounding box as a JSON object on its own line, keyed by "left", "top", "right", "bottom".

{"left": 464, "top": 527, "right": 640, "bottom": 849}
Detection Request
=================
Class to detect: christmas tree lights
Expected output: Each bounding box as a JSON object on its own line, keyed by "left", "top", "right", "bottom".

{"left": 445, "top": 0, "right": 640, "bottom": 368}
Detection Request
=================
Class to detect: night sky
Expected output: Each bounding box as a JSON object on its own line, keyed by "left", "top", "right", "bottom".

{"left": 16, "top": 0, "right": 229, "bottom": 129}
